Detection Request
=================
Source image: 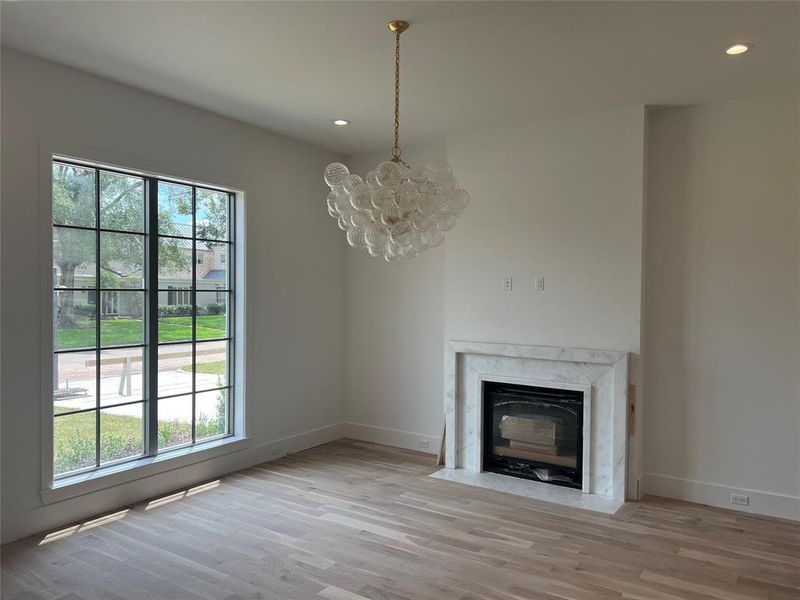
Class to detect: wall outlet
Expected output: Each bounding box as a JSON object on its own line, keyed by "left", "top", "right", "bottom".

{"left": 535, "top": 277, "right": 545, "bottom": 291}
{"left": 503, "top": 276, "right": 513, "bottom": 292}
{"left": 730, "top": 493, "right": 749, "bottom": 507}
{"left": 416, "top": 439, "right": 430, "bottom": 450}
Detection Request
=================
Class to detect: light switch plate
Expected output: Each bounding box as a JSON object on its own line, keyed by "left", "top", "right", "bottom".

{"left": 535, "top": 277, "right": 545, "bottom": 291}
{"left": 503, "top": 276, "right": 513, "bottom": 292}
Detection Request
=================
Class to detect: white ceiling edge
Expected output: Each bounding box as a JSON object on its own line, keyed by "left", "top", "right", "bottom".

{"left": 2, "top": 1, "right": 797, "bottom": 154}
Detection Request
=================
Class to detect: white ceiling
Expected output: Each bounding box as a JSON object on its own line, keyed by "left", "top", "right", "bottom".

{"left": 2, "top": 1, "right": 797, "bottom": 155}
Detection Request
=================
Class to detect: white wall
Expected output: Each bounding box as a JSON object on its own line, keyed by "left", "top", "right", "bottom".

{"left": 344, "top": 141, "right": 447, "bottom": 450}
{"left": 1, "top": 49, "right": 346, "bottom": 542}
{"left": 444, "top": 107, "right": 645, "bottom": 351}
{"left": 344, "top": 99, "right": 799, "bottom": 519}
{"left": 643, "top": 93, "right": 800, "bottom": 519}
{"left": 344, "top": 108, "right": 647, "bottom": 490}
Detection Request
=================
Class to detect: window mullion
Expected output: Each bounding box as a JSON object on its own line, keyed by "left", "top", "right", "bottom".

{"left": 147, "top": 178, "right": 159, "bottom": 456}
{"left": 95, "top": 168, "right": 101, "bottom": 467}
{"left": 228, "top": 192, "right": 235, "bottom": 435}
{"left": 191, "top": 186, "right": 197, "bottom": 444}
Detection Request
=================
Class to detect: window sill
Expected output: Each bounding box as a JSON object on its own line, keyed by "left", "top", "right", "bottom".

{"left": 41, "top": 436, "right": 251, "bottom": 505}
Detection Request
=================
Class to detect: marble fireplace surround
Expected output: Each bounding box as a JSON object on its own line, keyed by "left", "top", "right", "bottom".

{"left": 431, "top": 341, "right": 629, "bottom": 513}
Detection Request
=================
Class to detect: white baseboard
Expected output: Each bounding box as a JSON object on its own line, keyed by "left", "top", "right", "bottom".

{"left": 251, "top": 422, "right": 348, "bottom": 461}
{"left": 641, "top": 473, "right": 800, "bottom": 521}
{"left": 344, "top": 422, "right": 439, "bottom": 454}
{"left": 1, "top": 422, "right": 347, "bottom": 544}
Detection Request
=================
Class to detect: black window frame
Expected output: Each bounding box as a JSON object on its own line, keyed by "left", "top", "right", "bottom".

{"left": 51, "top": 158, "right": 236, "bottom": 480}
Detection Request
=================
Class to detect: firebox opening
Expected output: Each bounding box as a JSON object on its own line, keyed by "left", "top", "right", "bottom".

{"left": 482, "top": 381, "right": 584, "bottom": 490}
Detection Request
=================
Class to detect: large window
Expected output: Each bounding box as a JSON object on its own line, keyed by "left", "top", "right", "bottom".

{"left": 52, "top": 159, "right": 235, "bottom": 479}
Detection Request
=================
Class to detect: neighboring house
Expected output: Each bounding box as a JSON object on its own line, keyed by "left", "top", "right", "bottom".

{"left": 157, "top": 231, "right": 229, "bottom": 309}
{"left": 54, "top": 223, "right": 227, "bottom": 317}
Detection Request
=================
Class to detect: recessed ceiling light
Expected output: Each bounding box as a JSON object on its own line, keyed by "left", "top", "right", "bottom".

{"left": 332, "top": 119, "right": 350, "bottom": 126}
{"left": 725, "top": 43, "right": 752, "bottom": 56}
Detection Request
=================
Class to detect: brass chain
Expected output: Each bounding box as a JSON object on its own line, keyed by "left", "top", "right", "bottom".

{"left": 391, "top": 29, "right": 402, "bottom": 162}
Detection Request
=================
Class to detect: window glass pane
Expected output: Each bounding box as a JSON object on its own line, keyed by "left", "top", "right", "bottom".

{"left": 52, "top": 163, "right": 236, "bottom": 479}
{"left": 100, "top": 291, "right": 144, "bottom": 347}
{"left": 195, "top": 189, "right": 228, "bottom": 241}
{"left": 158, "top": 394, "right": 193, "bottom": 449}
{"left": 53, "top": 227, "right": 96, "bottom": 288}
{"left": 100, "top": 348, "right": 144, "bottom": 406}
{"left": 196, "top": 388, "right": 228, "bottom": 441}
{"left": 196, "top": 291, "right": 228, "bottom": 340}
{"left": 100, "top": 232, "right": 144, "bottom": 289}
{"left": 158, "top": 236, "right": 193, "bottom": 289}
{"left": 55, "top": 290, "right": 96, "bottom": 351}
{"left": 52, "top": 162, "right": 96, "bottom": 227}
{"left": 158, "top": 182, "right": 192, "bottom": 236}
{"left": 158, "top": 304, "right": 193, "bottom": 343}
{"left": 158, "top": 343, "right": 193, "bottom": 398}
{"left": 100, "top": 403, "right": 144, "bottom": 464}
{"left": 53, "top": 351, "right": 96, "bottom": 413}
{"left": 54, "top": 411, "right": 96, "bottom": 476}
{"left": 100, "top": 171, "right": 144, "bottom": 232}
{"left": 195, "top": 340, "right": 229, "bottom": 390}
{"left": 197, "top": 242, "right": 228, "bottom": 288}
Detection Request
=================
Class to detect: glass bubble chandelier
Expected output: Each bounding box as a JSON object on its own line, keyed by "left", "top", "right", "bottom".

{"left": 324, "top": 20, "right": 470, "bottom": 262}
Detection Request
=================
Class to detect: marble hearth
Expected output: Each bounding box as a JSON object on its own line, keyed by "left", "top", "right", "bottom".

{"left": 431, "top": 340, "right": 629, "bottom": 513}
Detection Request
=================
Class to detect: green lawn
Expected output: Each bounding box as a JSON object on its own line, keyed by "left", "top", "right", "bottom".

{"left": 53, "top": 398, "right": 226, "bottom": 476}
{"left": 57, "top": 315, "right": 226, "bottom": 349}
{"left": 158, "top": 315, "right": 226, "bottom": 342}
{"left": 181, "top": 359, "right": 225, "bottom": 375}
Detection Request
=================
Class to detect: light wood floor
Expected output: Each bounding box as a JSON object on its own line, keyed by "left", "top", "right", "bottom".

{"left": 3, "top": 439, "right": 798, "bottom": 600}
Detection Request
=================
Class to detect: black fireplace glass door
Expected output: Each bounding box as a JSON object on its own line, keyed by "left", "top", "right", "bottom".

{"left": 483, "top": 382, "right": 583, "bottom": 489}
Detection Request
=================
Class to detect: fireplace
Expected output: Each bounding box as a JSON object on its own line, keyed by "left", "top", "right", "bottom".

{"left": 482, "top": 381, "right": 584, "bottom": 490}
{"left": 436, "top": 341, "right": 628, "bottom": 511}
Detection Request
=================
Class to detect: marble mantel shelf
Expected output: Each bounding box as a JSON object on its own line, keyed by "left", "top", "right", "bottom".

{"left": 439, "top": 340, "right": 630, "bottom": 510}
{"left": 447, "top": 340, "right": 628, "bottom": 366}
